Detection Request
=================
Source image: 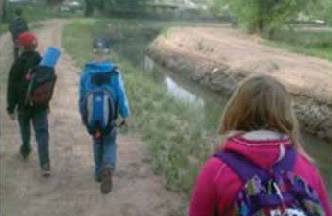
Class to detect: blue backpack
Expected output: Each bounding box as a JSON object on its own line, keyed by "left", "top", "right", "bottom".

{"left": 82, "top": 71, "right": 116, "bottom": 138}
{"left": 214, "top": 147, "right": 325, "bottom": 216}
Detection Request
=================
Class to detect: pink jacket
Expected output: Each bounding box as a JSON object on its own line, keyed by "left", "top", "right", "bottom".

{"left": 189, "top": 131, "right": 331, "bottom": 216}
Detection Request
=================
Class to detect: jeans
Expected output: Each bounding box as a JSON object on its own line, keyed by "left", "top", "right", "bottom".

{"left": 93, "top": 129, "right": 117, "bottom": 179}
{"left": 18, "top": 109, "right": 50, "bottom": 169}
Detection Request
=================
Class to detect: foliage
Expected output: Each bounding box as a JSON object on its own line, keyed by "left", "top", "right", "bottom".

{"left": 265, "top": 26, "right": 332, "bottom": 61}
{"left": 0, "top": 0, "right": 7, "bottom": 22}
{"left": 302, "top": 0, "right": 332, "bottom": 25}
{"left": 0, "top": 22, "right": 7, "bottom": 33}
{"left": 46, "top": 0, "right": 65, "bottom": 4}
{"left": 215, "top": 0, "right": 317, "bottom": 35}
{"left": 190, "top": 0, "right": 210, "bottom": 3}
{"left": 2, "top": 2, "right": 61, "bottom": 23}
{"left": 84, "top": 0, "right": 148, "bottom": 16}
{"left": 208, "top": 0, "right": 235, "bottom": 22}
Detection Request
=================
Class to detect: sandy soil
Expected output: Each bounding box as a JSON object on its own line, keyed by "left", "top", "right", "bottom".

{"left": 150, "top": 26, "right": 332, "bottom": 104}
{"left": 0, "top": 20, "right": 182, "bottom": 216}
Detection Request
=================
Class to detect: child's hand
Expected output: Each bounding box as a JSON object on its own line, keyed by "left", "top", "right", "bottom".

{"left": 123, "top": 118, "right": 129, "bottom": 126}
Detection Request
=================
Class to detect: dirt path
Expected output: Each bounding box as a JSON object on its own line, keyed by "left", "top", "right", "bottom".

{"left": 0, "top": 21, "right": 182, "bottom": 216}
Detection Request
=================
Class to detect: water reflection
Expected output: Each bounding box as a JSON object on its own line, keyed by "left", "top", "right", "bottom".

{"left": 145, "top": 56, "right": 211, "bottom": 107}
{"left": 165, "top": 77, "right": 205, "bottom": 106}
{"left": 144, "top": 56, "right": 155, "bottom": 72}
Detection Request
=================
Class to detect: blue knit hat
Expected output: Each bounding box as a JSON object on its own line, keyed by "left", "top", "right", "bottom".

{"left": 93, "top": 36, "right": 111, "bottom": 51}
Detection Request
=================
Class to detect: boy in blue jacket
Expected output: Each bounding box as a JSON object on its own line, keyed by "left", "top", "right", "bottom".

{"left": 79, "top": 36, "right": 130, "bottom": 194}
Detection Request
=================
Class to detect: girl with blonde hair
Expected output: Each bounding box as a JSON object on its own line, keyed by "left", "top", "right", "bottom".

{"left": 189, "top": 74, "right": 331, "bottom": 216}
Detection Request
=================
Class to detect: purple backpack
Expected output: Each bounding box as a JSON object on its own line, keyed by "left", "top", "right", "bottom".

{"left": 214, "top": 147, "right": 325, "bottom": 216}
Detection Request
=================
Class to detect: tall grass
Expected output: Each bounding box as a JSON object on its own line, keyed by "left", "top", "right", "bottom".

{"left": 265, "top": 27, "right": 332, "bottom": 61}
{"left": 63, "top": 20, "right": 213, "bottom": 194}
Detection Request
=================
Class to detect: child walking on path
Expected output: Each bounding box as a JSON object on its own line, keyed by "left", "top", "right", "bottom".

{"left": 79, "top": 36, "right": 130, "bottom": 194}
{"left": 7, "top": 32, "right": 51, "bottom": 177}
{"left": 9, "top": 8, "right": 29, "bottom": 60}
{"left": 189, "top": 74, "right": 331, "bottom": 216}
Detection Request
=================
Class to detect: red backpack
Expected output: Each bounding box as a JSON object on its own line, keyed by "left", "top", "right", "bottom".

{"left": 24, "top": 65, "right": 57, "bottom": 106}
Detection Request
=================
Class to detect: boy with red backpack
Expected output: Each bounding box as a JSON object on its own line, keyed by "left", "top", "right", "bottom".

{"left": 7, "top": 32, "right": 53, "bottom": 177}
{"left": 189, "top": 75, "right": 331, "bottom": 216}
{"left": 79, "top": 36, "right": 130, "bottom": 194}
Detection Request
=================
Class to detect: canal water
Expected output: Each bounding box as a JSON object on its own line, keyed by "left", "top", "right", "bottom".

{"left": 109, "top": 20, "right": 331, "bottom": 197}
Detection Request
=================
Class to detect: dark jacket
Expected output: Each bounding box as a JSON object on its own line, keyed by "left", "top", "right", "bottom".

{"left": 7, "top": 50, "right": 45, "bottom": 114}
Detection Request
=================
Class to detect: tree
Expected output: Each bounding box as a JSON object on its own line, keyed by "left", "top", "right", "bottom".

{"left": 0, "top": 0, "right": 8, "bottom": 23}
{"left": 311, "top": 0, "right": 332, "bottom": 25}
{"left": 84, "top": 0, "right": 95, "bottom": 16}
{"left": 327, "top": 2, "right": 332, "bottom": 25}
{"left": 84, "top": 0, "right": 148, "bottom": 17}
{"left": 46, "top": 0, "right": 64, "bottom": 5}
{"left": 217, "top": 0, "right": 317, "bottom": 36}
{"left": 0, "top": 0, "right": 3, "bottom": 21}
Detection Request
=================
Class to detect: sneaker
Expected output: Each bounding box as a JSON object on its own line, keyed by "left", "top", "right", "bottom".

{"left": 100, "top": 167, "right": 112, "bottom": 194}
{"left": 19, "top": 145, "right": 31, "bottom": 160}
{"left": 41, "top": 165, "right": 51, "bottom": 178}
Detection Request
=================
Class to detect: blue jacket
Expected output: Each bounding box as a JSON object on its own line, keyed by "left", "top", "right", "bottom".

{"left": 79, "top": 60, "right": 130, "bottom": 119}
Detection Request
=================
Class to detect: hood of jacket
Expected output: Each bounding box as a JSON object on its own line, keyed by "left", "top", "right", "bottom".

{"left": 223, "top": 130, "right": 292, "bottom": 170}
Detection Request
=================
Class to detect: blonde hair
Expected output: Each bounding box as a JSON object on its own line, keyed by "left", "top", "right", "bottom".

{"left": 218, "top": 74, "right": 306, "bottom": 153}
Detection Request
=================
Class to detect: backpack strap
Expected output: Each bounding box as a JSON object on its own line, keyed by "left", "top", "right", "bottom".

{"left": 272, "top": 147, "right": 296, "bottom": 175}
{"left": 214, "top": 151, "right": 267, "bottom": 182}
{"left": 214, "top": 147, "right": 296, "bottom": 182}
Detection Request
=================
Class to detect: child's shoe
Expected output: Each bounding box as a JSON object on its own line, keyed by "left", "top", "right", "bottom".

{"left": 100, "top": 167, "right": 112, "bottom": 194}
{"left": 41, "top": 165, "right": 51, "bottom": 178}
{"left": 19, "top": 145, "right": 31, "bottom": 160}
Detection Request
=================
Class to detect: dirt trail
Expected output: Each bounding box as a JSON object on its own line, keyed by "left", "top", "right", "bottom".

{"left": 0, "top": 21, "right": 181, "bottom": 216}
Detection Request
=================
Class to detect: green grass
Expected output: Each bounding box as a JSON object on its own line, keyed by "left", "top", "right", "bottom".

{"left": 265, "top": 27, "right": 332, "bottom": 61}
{"left": 23, "top": 5, "right": 59, "bottom": 23}
{"left": 63, "top": 19, "right": 212, "bottom": 195}
{"left": 0, "top": 23, "right": 8, "bottom": 34}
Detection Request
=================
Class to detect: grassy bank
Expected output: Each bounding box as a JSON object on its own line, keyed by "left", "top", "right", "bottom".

{"left": 0, "top": 24, "right": 8, "bottom": 34}
{"left": 63, "top": 19, "right": 212, "bottom": 194}
{"left": 266, "top": 27, "right": 332, "bottom": 61}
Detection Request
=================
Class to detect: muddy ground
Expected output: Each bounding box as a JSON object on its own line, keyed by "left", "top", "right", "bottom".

{"left": 147, "top": 26, "right": 332, "bottom": 142}
{"left": 0, "top": 21, "right": 182, "bottom": 216}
